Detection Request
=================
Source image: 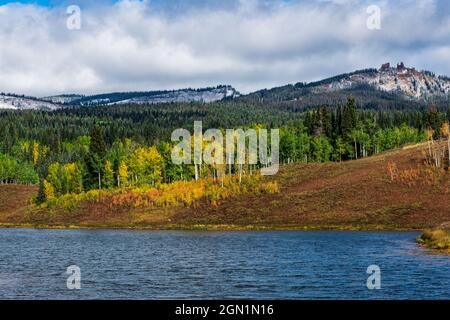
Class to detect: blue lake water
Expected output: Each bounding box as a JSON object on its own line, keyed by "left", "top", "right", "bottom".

{"left": 0, "top": 229, "right": 448, "bottom": 299}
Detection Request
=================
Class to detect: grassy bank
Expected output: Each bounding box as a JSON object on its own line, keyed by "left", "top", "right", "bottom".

{"left": 417, "top": 225, "right": 450, "bottom": 253}
{"left": 0, "top": 222, "right": 426, "bottom": 231}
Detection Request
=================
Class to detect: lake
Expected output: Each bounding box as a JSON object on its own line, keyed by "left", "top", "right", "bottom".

{"left": 0, "top": 229, "right": 448, "bottom": 299}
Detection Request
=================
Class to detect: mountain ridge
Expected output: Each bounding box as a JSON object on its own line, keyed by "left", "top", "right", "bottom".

{"left": 1, "top": 63, "right": 450, "bottom": 111}
{"left": 312, "top": 62, "right": 450, "bottom": 99}
{"left": 0, "top": 85, "right": 240, "bottom": 110}
{"left": 42, "top": 85, "right": 239, "bottom": 106}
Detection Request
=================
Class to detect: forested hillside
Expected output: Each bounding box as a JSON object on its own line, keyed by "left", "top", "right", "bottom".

{"left": 1, "top": 96, "right": 449, "bottom": 204}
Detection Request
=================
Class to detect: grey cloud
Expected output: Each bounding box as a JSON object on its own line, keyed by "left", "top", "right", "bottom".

{"left": 0, "top": 0, "right": 449, "bottom": 96}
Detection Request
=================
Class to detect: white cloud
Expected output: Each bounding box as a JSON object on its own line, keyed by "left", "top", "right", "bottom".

{"left": 0, "top": 0, "right": 449, "bottom": 96}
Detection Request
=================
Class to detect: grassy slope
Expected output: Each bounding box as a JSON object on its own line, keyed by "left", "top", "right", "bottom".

{"left": 0, "top": 143, "right": 449, "bottom": 230}
{"left": 171, "top": 142, "right": 450, "bottom": 230}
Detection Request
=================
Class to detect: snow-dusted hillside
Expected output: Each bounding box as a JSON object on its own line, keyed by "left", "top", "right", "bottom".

{"left": 110, "top": 86, "right": 239, "bottom": 105}
{"left": 312, "top": 62, "right": 450, "bottom": 99}
{"left": 74, "top": 85, "right": 240, "bottom": 106}
{"left": 0, "top": 95, "right": 61, "bottom": 110}
{"left": 0, "top": 86, "right": 239, "bottom": 110}
{"left": 41, "top": 94, "right": 84, "bottom": 104}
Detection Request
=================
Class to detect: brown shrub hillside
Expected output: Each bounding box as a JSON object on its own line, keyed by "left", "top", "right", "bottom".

{"left": 0, "top": 184, "right": 37, "bottom": 225}
{"left": 172, "top": 142, "right": 450, "bottom": 230}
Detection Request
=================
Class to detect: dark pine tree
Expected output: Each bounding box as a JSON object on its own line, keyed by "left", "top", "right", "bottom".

{"left": 341, "top": 96, "right": 357, "bottom": 141}
{"left": 85, "top": 125, "right": 106, "bottom": 189}
{"left": 35, "top": 179, "right": 46, "bottom": 205}
{"left": 90, "top": 125, "right": 106, "bottom": 158}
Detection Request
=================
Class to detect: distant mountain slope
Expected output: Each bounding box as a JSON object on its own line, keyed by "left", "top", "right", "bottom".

{"left": 1, "top": 86, "right": 239, "bottom": 110}
{"left": 41, "top": 94, "right": 84, "bottom": 104}
{"left": 47, "top": 85, "right": 239, "bottom": 106}
{"left": 305, "top": 63, "right": 450, "bottom": 99}
{"left": 0, "top": 94, "right": 60, "bottom": 110}
{"left": 240, "top": 63, "right": 450, "bottom": 110}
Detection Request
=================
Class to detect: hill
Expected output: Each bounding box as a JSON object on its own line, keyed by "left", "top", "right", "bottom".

{"left": 0, "top": 94, "right": 61, "bottom": 110}
{"left": 0, "top": 86, "right": 239, "bottom": 110}
{"left": 238, "top": 63, "right": 450, "bottom": 111}
{"left": 43, "top": 85, "right": 239, "bottom": 107}
{"left": 170, "top": 142, "right": 450, "bottom": 230}
{"left": 0, "top": 142, "right": 448, "bottom": 230}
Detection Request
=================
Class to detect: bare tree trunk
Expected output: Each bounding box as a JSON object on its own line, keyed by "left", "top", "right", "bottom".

{"left": 428, "top": 140, "right": 432, "bottom": 159}
{"left": 448, "top": 137, "right": 450, "bottom": 168}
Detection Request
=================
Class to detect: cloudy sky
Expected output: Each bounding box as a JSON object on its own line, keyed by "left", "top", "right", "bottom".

{"left": 0, "top": 0, "right": 449, "bottom": 96}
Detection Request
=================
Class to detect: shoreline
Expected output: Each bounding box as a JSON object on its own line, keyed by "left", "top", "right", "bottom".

{"left": 0, "top": 222, "right": 426, "bottom": 232}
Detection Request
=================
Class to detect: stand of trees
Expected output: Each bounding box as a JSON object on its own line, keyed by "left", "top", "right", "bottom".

{"left": 0, "top": 153, "right": 38, "bottom": 184}
{"left": 279, "top": 97, "right": 428, "bottom": 163}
